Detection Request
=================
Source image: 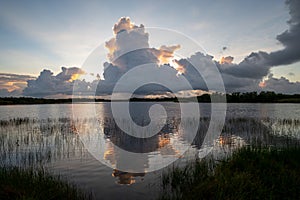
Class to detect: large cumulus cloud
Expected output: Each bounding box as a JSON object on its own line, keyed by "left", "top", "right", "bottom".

{"left": 95, "top": 17, "right": 185, "bottom": 95}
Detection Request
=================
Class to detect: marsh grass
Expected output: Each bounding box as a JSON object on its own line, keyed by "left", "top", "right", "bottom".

{"left": 0, "top": 118, "right": 94, "bottom": 199}
{"left": 0, "top": 165, "right": 92, "bottom": 200}
{"left": 1, "top": 117, "right": 299, "bottom": 199}
{"left": 160, "top": 146, "right": 300, "bottom": 200}
{"left": 0, "top": 117, "right": 89, "bottom": 166}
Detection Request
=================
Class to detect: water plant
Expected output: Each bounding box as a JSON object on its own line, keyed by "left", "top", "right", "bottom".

{"left": 159, "top": 145, "right": 300, "bottom": 200}
{"left": 0, "top": 165, "right": 92, "bottom": 200}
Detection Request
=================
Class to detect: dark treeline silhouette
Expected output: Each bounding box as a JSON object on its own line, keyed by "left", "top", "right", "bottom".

{"left": 0, "top": 97, "right": 109, "bottom": 105}
{"left": 225, "top": 91, "right": 300, "bottom": 103}
{"left": 0, "top": 91, "right": 299, "bottom": 105}
{"left": 189, "top": 91, "right": 300, "bottom": 103}
{"left": 0, "top": 97, "right": 72, "bottom": 105}
{"left": 133, "top": 91, "right": 300, "bottom": 103}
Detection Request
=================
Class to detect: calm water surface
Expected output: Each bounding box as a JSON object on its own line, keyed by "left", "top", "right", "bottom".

{"left": 1, "top": 103, "right": 300, "bottom": 120}
{"left": 0, "top": 103, "right": 299, "bottom": 199}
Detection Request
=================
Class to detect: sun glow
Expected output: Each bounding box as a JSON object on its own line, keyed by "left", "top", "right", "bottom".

{"left": 69, "top": 73, "right": 81, "bottom": 82}
{"left": 259, "top": 81, "right": 266, "bottom": 88}
{"left": 172, "top": 59, "right": 186, "bottom": 75}
{"left": 155, "top": 45, "right": 181, "bottom": 65}
{"left": 219, "top": 56, "right": 234, "bottom": 64}
{"left": 2, "top": 81, "right": 27, "bottom": 92}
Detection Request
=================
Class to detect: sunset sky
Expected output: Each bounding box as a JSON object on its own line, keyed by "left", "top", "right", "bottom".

{"left": 0, "top": 0, "right": 299, "bottom": 97}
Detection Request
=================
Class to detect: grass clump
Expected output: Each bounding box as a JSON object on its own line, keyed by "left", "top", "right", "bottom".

{"left": 0, "top": 166, "right": 91, "bottom": 200}
{"left": 160, "top": 146, "right": 300, "bottom": 200}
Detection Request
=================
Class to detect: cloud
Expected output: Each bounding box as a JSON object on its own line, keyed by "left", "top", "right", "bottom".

{"left": 288, "top": 72, "right": 295, "bottom": 76}
{"left": 112, "top": 17, "right": 140, "bottom": 35}
{"left": 219, "top": 56, "right": 234, "bottom": 64}
{"left": 175, "top": 52, "right": 212, "bottom": 91}
{"left": 0, "top": 89, "right": 22, "bottom": 97}
{"left": 21, "top": 4, "right": 300, "bottom": 97}
{"left": 96, "top": 17, "right": 183, "bottom": 95}
{"left": 218, "top": 51, "right": 271, "bottom": 79}
{"left": 152, "top": 45, "right": 181, "bottom": 65}
{"left": 204, "top": 0, "right": 300, "bottom": 93}
{"left": 260, "top": 74, "right": 300, "bottom": 94}
{"left": 0, "top": 73, "right": 35, "bottom": 97}
{"left": 23, "top": 67, "right": 86, "bottom": 97}
{"left": 219, "top": 0, "right": 300, "bottom": 79}
{"left": 175, "top": 53, "right": 261, "bottom": 93}
{"left": 105, "top": 17, "right": 150, "bottom": 64}
{"left": 105, "top": 17, "right": 180, "bottom": 68}
{"left": 267, "top": 0, "right": 300, "bottom": 66}
{"left": 56, "top": 67, "right": 85, "bottom": 82}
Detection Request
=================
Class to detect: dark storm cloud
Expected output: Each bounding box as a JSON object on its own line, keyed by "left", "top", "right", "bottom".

{"left": 219, "top": 0, "right": 300, "bottom": 80}
{"left": 268, "top": 0, "right": 300, "bottom": 66}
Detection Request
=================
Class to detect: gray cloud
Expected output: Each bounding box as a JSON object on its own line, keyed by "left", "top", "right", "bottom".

{"left": 261, "top": 74, "right": 300, "bottom": 94}
{"left": 23, "top": 67, "right": 85, "bottom": 97}
{"left": 0, "top": 73, "right": 34, "bottom": 97}
{"left": 176, "top": 53, "right": 261, "bottom": 93}
{"left": 219, "top": 0, "right": 300, "bottom": 79}
{"left": 0, "top": 89, "right": 22, "bottom": 97}
{"left": 268, "top": 0, "right": 300, "bottom": 66}
{"left": 218, "top": 51, "right": 271, "bottom": 79}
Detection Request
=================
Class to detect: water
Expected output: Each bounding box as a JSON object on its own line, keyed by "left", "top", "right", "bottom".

{"left": 1, "top": 103, "right": 299, "bottom": 120}
{"left": 0, "top": 103, "right": 299, "bottom": 199}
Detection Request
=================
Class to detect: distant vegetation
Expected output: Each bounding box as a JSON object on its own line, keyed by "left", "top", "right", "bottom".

{"left": 0, "top": 91, "right": 299, "bottom": 105}
{"left": 0, "top": 97, "right": 109, "bottom": 105}
{"left": 225, "top": 91, "right": 300, "bottom": 103}
{"left": 180, "top": 91, "right": 300, "bottom": 103}
{"left": 159, "top": 146, "right": 300, "bottom": 200}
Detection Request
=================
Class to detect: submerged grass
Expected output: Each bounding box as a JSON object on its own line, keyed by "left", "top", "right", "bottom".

{"left": 160, "top": 146, "right": 300, "bottom": 200}
{"left": 0, "top": 166, "right": 91, "bottom": 200}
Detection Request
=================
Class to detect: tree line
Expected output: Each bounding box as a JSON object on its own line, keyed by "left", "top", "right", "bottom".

{"left": 0, "top": 91, "right": 299, "bottom": 105}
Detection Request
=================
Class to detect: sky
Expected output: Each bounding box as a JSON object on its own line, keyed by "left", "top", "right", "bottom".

{"left": 0, "top": 0, "right": 299, "bottom": 97}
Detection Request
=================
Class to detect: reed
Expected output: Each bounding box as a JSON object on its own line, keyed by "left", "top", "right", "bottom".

{"left": 159, "top": 145, "right": 300, "bottom": 200}
{"left": 0, "top": 165, "right": 92, "bottom": 200}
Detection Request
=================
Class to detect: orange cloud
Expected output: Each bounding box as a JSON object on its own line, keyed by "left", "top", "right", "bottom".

{"left": 113, "top": 17, "right": 139, "bottom": 35}
{"left": 259, "top": 81, "right": 266, "bottom": 88}
{"left": 0, "top": 73, "right": 34, "bottom": 94}
{"left": 153, "top": 45, "right": 181, "bottom": 65}
{"left": 219, "top": 56, "right": 234, "bottom": 64}
{"left": 2, "top": 81, "right": 27, "bottom": 92}
{"left": 69, "top": 73, "right": 81, "bottom": 82}
{"left": 173, "top": 59, "right": 186, "bottom": 74}
{"left": 105, "top": 38, "right": 117, "bottom": 61}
